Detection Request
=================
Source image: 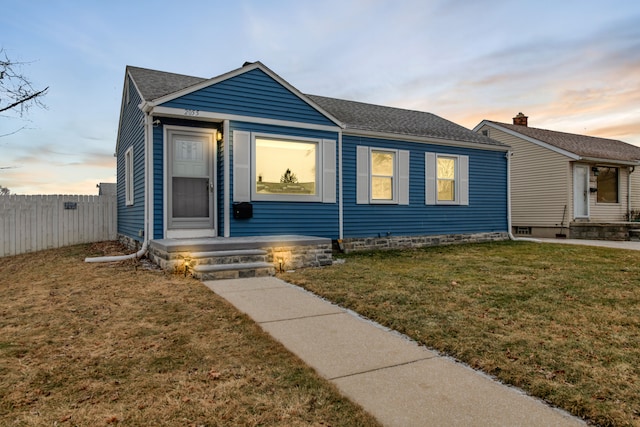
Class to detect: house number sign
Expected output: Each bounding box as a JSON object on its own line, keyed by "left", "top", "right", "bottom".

{"left": 184, "top": 109, "right": 200, "bottom": 117}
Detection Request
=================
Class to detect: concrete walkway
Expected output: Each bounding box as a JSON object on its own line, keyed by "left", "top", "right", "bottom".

{"left": 204, "top": 277, "right": 585, "bottom": 427}
{"left": 538, "top": 237, "right": 640, "bottom": 250}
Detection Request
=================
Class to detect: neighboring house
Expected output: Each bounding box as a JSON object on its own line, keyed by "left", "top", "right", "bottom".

{"left": 115, "top": 61, "right": 510, "bottom": 273}
{"left": 474, "top": 114, "right": 640, "bottom": 239}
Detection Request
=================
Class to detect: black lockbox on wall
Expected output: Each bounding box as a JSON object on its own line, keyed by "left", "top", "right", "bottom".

{"left": 233, "top": 202, "right": 253, "bottom": 219}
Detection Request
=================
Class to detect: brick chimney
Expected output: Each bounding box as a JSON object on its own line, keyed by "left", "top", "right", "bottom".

{"left": 513, "top": 112, "right": 528, "bottom": 126}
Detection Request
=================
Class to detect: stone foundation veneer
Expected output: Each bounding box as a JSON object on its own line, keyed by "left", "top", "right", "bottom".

{"left": 120, "top": 234, "right": 334, "bottom": 273}
{"left": 340, "top": 232, "right": 509, "bottom": 253}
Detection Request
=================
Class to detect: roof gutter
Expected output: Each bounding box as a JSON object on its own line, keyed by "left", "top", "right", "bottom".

{"left": 579, "top": 157, "right": 640, "bottom": 167}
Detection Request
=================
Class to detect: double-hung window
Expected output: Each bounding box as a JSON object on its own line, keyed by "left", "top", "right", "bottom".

{"left": 125, "top": 146, "right": 134, "bottom": 206}
{"left": 371, "top": 149, "right": 396, "bottom": 202}
{"left": 437, "top": 156, "right": 457, "bottom": 202}
{"left": 356, "top": 146, "right": 409, "bottom": 205}
{"left": 426, "top": 152, "right": 469, "bottom": 205}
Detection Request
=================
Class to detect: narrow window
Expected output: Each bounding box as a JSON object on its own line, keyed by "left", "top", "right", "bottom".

{"left": 125, "top": 147, "right": 134, "bottom": 205}
{"left": 371, "top": 149, "right": 395, "bottom": 201}
{"left": 597, "top": 166, "right": 618, "bottom": 203}
{"left": 437, "top": 156, "right": 457, "bottom": 202}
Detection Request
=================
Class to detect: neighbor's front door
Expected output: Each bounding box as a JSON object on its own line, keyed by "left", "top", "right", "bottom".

{"left": 573, "top": 164, "right": 589, "bottom": 219}
{"left": 167, "top": 129, "right": 216, "bottom": 237}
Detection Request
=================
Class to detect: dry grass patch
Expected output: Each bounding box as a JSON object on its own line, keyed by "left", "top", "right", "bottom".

{"left": 0, "top": 242, "right": 380, "bottom": 427}
{"left": 281, "top": 241, "right": 640, "bottom": 427}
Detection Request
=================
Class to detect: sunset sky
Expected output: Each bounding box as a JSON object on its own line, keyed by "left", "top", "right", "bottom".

{"left": 2, "top": 0, "right": 639, "bottom": 194}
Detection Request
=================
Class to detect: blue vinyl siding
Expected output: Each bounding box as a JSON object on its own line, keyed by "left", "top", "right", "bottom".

{"left": 229, "top": 121, "right": 339, "bottom": 238}
{"left": 152, "top": 125, "right": 164, "bottom": 239}
{"left": 160, "top": 69, "right": 335, "bottom": 127}
{"left": 116, "top": 78, "right": 145, "bottom": 242}
{"left": 343, "top": 135, "right": 508, "bottom": 238}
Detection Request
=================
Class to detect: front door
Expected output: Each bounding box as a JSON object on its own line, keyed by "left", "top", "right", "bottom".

{"left": 573, "top": 164, "right": 589, "bottom": 219}
{"left": 167, "top": 128, "right": 216, "bottom": 237}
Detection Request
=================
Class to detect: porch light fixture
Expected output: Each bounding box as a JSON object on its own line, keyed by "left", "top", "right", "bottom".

{"left": 183, "top": 257, "right": 193, "bottom": 277}
{"left": 592, "top": 167, "right": 600, "bottom": 176}
{"left": 216, "top": 129, "right": 223, "bottom": 141}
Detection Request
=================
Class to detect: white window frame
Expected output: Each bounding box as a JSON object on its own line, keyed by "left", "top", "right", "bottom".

{"left": 436, "top": 154, "right": 459, "bottom": 205}
{"left": 125, "top": 146, "right": 134, "bottom": 206}
{"left": 370, "top": 148, "right": 399, "bottom": 204}
{"left": 250, "top": 133, "right": 323, "bottom": 202}
{"left": 425, "top": 152, "right": 469, "bottom": 206}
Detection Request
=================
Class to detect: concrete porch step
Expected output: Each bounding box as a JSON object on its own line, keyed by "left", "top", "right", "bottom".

{"left": 193, "top": 262, "right": 275, "bottom": 280}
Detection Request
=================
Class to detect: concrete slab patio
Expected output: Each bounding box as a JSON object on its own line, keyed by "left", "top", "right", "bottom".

{"left": 204, "top": 277, "right": 585, "bottom": 427}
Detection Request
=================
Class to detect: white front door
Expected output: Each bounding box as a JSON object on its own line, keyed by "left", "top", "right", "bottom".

{"left": 573, "top": 164, "right": 589, "bottom": 219}
{"left": 166, "top": 128, "right": 216, "bottom": 238}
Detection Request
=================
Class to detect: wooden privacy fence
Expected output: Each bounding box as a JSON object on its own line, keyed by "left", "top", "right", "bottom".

{"left": 0, "top": 195, "right": 117, "bottom": 257}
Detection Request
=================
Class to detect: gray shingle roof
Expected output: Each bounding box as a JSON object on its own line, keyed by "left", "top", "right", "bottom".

{"left": 125, "top": 64, "right": 507, "bottom": 149}
{"left": 127, "top": 66, "right": 206, "bottom": 101}
{"left": 489, "top": 121, "right": 640, "bottom": 163}
{"left": 307, "top": 95, "right": 505, "bottom": 147}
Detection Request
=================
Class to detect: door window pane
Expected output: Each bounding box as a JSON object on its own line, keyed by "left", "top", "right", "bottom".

{"left": 173, "top": 177, "right": 209, "bottom": 218}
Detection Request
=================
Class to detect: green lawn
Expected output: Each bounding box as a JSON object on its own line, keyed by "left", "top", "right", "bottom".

{"left": 281, "top": 241, "right": 640, "bottom": 427}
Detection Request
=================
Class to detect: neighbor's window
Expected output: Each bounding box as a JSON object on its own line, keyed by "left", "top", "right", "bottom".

{"left": 597, "top": 166, "right": 618, "bottom": 203}
{"left": 125, "top": 147, "right": 134, "bottom": 206}
{"left": 371, "top": 149, "right": 396, "bottom": 201}
{"left": 437, "top": 156, "right": 457, "bottom": 202}
{"left": 255, "top": 137, "right": 317, "bottom": 197}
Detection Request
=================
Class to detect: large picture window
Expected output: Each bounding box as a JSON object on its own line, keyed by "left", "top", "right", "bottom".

{"left": 233, "top": 131, "right": 336, "bottom": 204}
{"left": 597, "top": 166, "right": 618, "bottom": 203}
{"left": 255, "top": 137, "right": 317, "bottom": 196}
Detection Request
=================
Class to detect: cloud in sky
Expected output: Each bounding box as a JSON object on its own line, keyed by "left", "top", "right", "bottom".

{"left": 1, "top": 0, "right": 639, "bottom": 194}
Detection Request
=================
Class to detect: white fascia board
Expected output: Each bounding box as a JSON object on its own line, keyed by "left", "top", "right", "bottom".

{"left": 580, "top": 157, "right": 640, "bottom": 166}
{"left": 150, "top": 106, "right": 342, "bottom": 133}
{"left": 147, "top": 62, "right": 344, "bottom": 128}
{"left": 115, "top": 69, "right": 147, "bottom": 154}
{"left": 343, "top": 128, "right": 510, "bottom": 152}
{"left": 480, "top": 121, "right": 580, "bottom": 160}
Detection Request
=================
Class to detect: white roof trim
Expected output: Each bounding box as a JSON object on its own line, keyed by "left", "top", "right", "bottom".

{"left": 150, "top": 106, "right": 342, "bottom": 133}
{"left": 116, "top": 69, "right": 147, "bottom": 154}
{"left": 475, "top": 120, "right": 580, "bottom": 160}
{"left": 344, "top": 128, "right": 510, "bottom": 152}
{"left": 145, "top": 62, "right": 344, "bottom": 128}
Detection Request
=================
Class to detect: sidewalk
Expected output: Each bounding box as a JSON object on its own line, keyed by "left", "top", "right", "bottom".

{"left": 204, "top": 277, "right": 585, "bottom": 427}
{"left": 538, "top": 237, "right": 640, "bottom": 250}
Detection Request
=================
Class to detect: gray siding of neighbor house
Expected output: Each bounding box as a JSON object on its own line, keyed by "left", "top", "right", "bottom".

{"left": 480, "top": 125, "right": 571, "bottom": 230}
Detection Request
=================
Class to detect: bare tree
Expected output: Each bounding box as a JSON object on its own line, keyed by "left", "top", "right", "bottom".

{"left": 0, "top": 185, "right": 10, "bottom": 195}
{"left": 0, "top": 48, "right": 48, "bottom": 116}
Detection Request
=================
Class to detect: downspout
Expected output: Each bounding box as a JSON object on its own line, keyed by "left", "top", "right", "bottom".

{"left": 85, "top": 107, "right": 153, "bottom": 262}
{"left": 628, "top": 166, "right": 635, "bottom": 220}
{"left": 338, "top": 131, "right": 343, "bottom": 240}
{"left": 505, "top": 150, "right": 540, "bottom": 243}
